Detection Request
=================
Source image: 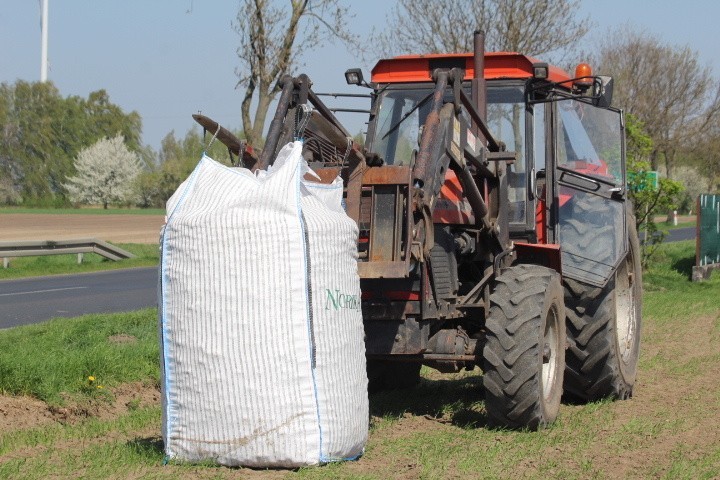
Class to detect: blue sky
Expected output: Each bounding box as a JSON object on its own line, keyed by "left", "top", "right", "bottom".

{"left": 1, "top": 1, "right": 719, "bottom": 152}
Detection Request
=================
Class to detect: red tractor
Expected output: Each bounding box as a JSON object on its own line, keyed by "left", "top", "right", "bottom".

{"left": 197, "top": 31, "right": 641, "bottom": 430}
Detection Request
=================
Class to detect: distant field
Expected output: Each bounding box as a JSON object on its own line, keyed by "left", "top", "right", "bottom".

{"left": 0, "top": 213, "right": 165, "bottom": 244}
{"left": 0, "top": 207, "right": 165, "bottom": 215}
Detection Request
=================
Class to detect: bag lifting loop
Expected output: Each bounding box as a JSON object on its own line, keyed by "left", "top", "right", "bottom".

{"left": 294, "top": 104, "right": 313, "bottom": 141}
{"left": 204, "top": 124, "right": 222, "bottom": 153}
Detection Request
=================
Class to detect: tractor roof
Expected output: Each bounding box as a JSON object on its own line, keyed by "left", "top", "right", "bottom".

{"left": 371, "top": 52, "right": 570, "bottom": 84}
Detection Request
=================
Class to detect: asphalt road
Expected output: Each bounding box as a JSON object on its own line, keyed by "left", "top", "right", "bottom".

{"left": 664, "top": 227, "right": 695, "bottom": 242}
{"left": 0, "top": 267, "right": 158, "bottom": 329}
{"left": 0, "top": 227, "right": 697, "bottom": 330}
{"left": 640, "top": 227, "right": 695, "bottom": 243}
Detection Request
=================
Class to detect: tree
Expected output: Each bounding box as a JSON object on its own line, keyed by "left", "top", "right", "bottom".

{"left": 1, "top": 81, "right": 73, "bottom": 202}
{"left": 135, "top": 127, "right": 237, "bottom": 208}
{"left": 234, "top": 0, "right": 356, "bottom": 147}
{"left": 689, "top": 123, "right": 720, "bottom": 193}
{"left": 65, "top": 135, "right": 141, "bottom": 209}
{"left": 672, "top": 165, "right": 712, "bottom": 214}
{"left": 0, "top": 175, "right": 21, "bottom": 204}
{"left": 375, "top": 0, "right": 590, "bottom": 61}
{"left": 625, "top": 114, "right": 684, "bottom": 267}
{"left": 596, "top": 28, "right": 720, "bottom": 178}
{"left": 0, "top": 80, "right": 142, "bottom": 205}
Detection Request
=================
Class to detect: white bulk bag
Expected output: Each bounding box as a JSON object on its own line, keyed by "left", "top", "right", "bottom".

{"left": 159, "top": 141, "right": 368, "bottom": 467}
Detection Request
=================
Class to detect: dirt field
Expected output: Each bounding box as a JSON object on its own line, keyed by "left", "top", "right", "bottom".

{"left": 0, "top": 213, "right": 691, "bottom": 246}
{"left": 0, "top": 213, "right": 165, "bottom": 244}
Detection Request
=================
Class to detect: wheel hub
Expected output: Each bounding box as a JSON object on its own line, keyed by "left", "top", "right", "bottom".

{"left": 615, "top": 254, "right": 638, "bottom": 363}
{"left": 541, "top": 307, "right": 559, "bottom": 401}
{"left": 542, "top": 344, "right": 551, "bottom": 363}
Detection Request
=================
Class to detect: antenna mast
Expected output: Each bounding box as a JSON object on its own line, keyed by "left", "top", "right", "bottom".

{"left": 40, "top": 0, "right": 49, "bottom": 82}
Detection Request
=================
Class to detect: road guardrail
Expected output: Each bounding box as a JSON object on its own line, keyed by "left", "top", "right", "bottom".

{"left": 0, "top": 238, "right": 136, "bottom": 268}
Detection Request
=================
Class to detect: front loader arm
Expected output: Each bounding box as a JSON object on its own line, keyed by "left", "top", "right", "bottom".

{"left": 409, "top": 67, "right": 513, "bottom": 261}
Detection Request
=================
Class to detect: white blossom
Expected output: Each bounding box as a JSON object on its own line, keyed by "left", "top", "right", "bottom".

{"left": 65, "top": 134, "right": 141, "bottom": 208}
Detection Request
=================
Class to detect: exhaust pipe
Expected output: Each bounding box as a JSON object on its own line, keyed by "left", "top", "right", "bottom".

{"left": 473, "top": 30, "right": 487, "bottom": 142}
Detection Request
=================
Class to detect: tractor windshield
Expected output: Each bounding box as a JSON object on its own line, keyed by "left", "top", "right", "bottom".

{"left": 487, "top": 86, "right": 526, "bottom": 223}
{"left": 369, "top": 84, "right": 528, "bottom": 222}
{"left": 370, "top": 85, "right": 526, "bottom": 170}
{"left": 371, "top": 89, "right": 429, "bottom": 166}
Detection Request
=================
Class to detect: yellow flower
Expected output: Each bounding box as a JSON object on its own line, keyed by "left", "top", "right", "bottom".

{"left": 88, "top": 376, "right": 95, "bottom": 382}
{"left": 96, "top": 385, "right": 104, "bottom": 389}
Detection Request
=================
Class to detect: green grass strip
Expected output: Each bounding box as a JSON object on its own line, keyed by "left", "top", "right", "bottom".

{"left": 658, "top": 220, "right": 696, "bottom": 231}
{"left": 643, "top": 241, "right": 720, "bottom": 321}
{"left": 0, "top": 309, "right": 159, "bottom": 405}
{"left": 0, "top": 243, "right": 159, "bottom": 280}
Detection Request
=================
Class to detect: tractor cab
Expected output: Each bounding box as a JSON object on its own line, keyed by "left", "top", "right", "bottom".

{"left": 354, "top": 52, "right": 627, "bottom": 287}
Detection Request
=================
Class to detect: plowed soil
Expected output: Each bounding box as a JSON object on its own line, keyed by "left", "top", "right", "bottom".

{"left": 0, "top": 213, "right": 165, "bottom": 244}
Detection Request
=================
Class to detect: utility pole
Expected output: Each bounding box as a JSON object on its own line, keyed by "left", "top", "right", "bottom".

{"left": 40, "top": 0, "right": 49, "bottom": 82}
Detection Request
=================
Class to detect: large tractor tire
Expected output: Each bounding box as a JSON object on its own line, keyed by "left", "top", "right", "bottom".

{"left": 563, "top": 212, "right": 642, "bottom": 401}
{"left": 483, "top": 264, "right": 566, "bottom": 429}
{"left": 366, "top": 360, "right": 422, "bottom": 393}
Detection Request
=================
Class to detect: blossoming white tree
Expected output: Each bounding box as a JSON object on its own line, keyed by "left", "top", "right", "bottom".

{"left": 65, "top": 134, "right": 141, "bottom": 209}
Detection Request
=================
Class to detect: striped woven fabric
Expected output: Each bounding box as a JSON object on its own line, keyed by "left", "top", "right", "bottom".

{"left": 159, "top": 141, "right": 368, "bottom": 467}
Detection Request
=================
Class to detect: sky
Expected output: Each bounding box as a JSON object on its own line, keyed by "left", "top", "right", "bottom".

{"left": 1, "top": 0, "right": 719, "bottom": 154}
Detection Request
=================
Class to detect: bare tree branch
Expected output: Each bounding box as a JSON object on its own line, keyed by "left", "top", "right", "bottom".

{"left": 234, "top": 0, "right": 358, "bottom": 147}
{"left": 597, "top": 28, "right": 720, "bottom": 178}
{"left": 374, "top": 0, "right": 590, "bottom": 64}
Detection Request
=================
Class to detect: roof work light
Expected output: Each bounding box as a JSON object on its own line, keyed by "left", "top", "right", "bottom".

{"left": 345, "top": 68, "right": 364, "bottom": 86}
{"left": 532, "top": 62, "right": 549, "bottom": 80}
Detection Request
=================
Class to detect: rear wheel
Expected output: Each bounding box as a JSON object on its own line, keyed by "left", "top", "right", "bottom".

{"left": 563, "top": 213, "right": 642, "bottom": 401}
{"left": 483, "top": 264, "right": 566, "bottom": 429}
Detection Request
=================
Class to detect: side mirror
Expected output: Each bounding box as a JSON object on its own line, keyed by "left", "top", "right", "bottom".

{"left": 593, "top": 76, "right": 614, "bottom": 108}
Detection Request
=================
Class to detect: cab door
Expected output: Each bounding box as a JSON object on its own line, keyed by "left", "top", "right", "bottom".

{"left": 552, "top": 99, "right": 627, "bottom": 287}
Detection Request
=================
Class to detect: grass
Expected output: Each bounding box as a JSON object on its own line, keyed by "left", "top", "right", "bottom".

{"left": 0, "top": 207, "right": 165, "bottom": 215}
{"left": 0, "top": 243, "right": 159, "bottom": 280}
{"left": 0, "top": 241, "right": 719, "bottom": 478}
{"left": 0, "top": 309, "right": 159, "bottom": 405}
{"left": 659, "top": 220, "right": 696, "bottom": 231}
{"left": 0, "top": 406, "right": 163, "bottom": 479}
{"left": 0, "top": 405, "right": 160, "bottom": 458}
{"left": 643, "top": 240, "right": 720, "bottom": 321}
